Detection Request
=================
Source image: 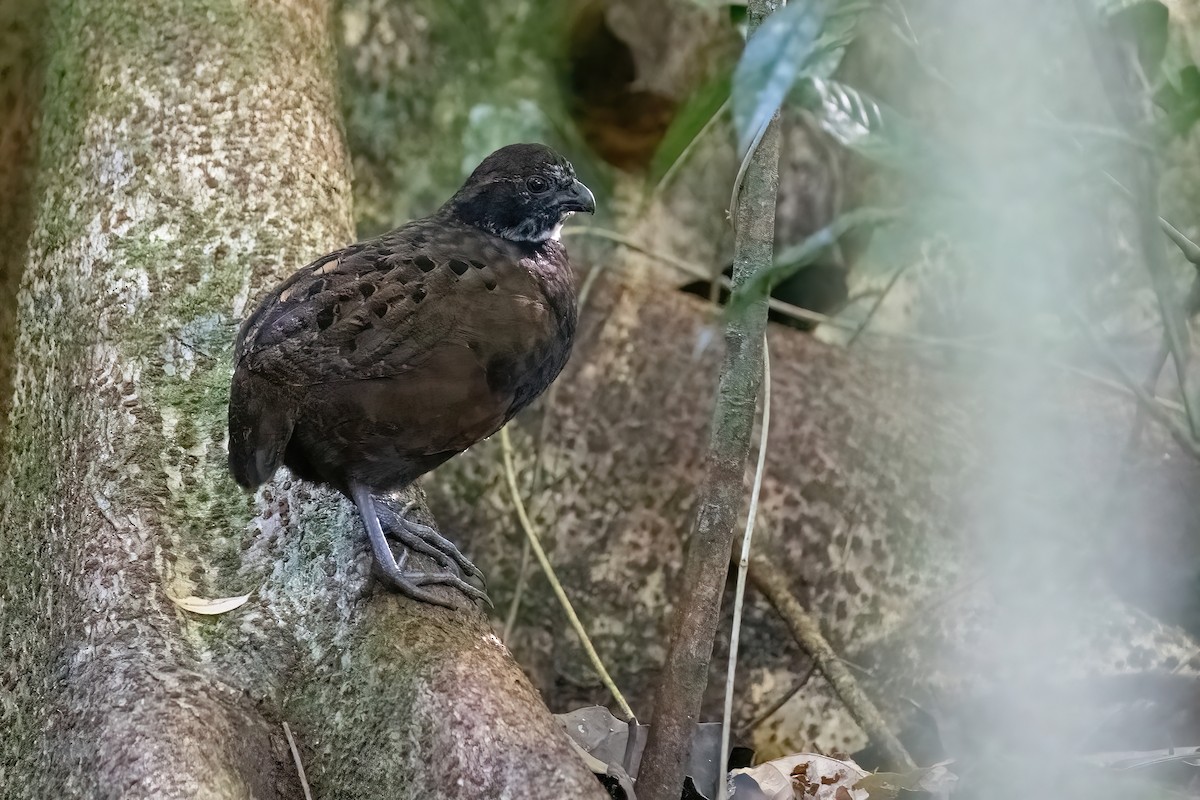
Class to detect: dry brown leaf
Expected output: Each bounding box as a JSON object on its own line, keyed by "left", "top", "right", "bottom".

{"left": 734, "top": 753, "right": 868, "bottom": 800}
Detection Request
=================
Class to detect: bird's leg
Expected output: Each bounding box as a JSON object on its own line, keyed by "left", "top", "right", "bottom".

{"left": 380, "top": 500, "right": 486, "bottom": 583}
{"left": 350, "top": 484, "right": 489, "bottom": 607}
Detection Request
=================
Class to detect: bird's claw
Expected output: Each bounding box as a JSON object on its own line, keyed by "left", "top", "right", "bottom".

{"left": 376, "top": 554, "right": 492, "bottom": 608}
{"left": 358, "top": 494, "right": 488, "bottom": 607}
{"left": 381, "top": 500, "right": 487, "bottom": 583}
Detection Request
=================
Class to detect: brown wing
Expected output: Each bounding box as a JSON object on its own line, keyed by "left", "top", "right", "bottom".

{"left": 236, "top": 218, "right": 553, "bottom": 384}
{"left": 231, "top": 217, "right": 562, "bottom": 471}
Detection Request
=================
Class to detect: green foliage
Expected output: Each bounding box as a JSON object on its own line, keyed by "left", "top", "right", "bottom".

{"left": 649, "top": 0, "right": 879, "bottom": 193}
{"left": 1091, "top": 0, "right": 1200, "bottom": 140}
{"left": 806, "top": 0, "right": 876, "bottom": 79}
{"left": 1154, "top": 65, "right": 1200, "bottom": 138}
{"left": 731, "top": 0, "right": 830, "bottom": 156}
{"left": 792, "top": 77, "right": 936, "bottom": 173}
{"left": 648, "top": 72, "right": 731, "bottom": 190}
{"left": 663, "top": 0, "right": 1200, "bottom": 366}
{"left": 730, "top": 206, "right": 897, "bottom": 313}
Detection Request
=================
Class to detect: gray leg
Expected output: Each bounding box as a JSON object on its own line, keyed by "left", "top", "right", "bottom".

{"left": 350, "top": 484, "right": 490, "bottom": 607}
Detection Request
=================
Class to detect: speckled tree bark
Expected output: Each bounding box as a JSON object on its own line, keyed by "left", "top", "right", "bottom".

{"left": 0, "top": 1, "right": 604, "bottom": 798}
{"left": 0, "top": 0, "right": 45, "bottom": 442}
{"left": 430, "top": 275, "right": 1200, "bottom": 762}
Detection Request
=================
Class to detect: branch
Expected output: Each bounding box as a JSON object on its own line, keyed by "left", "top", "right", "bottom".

{"left": 718, "top": 338, "right": 772, "bottom": 800}
{"left": 748, "top": 554, "right": 916, "bottom": 772}
{"left": 1072, "top": 310, "right": 1200, "bottom": 461}
{"left": 634, "top": 0, "right": 784, "bottom": 795}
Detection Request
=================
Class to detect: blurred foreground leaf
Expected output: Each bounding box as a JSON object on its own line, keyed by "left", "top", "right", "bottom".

{"left": 1105, "top": 0, "right": 1169, "bottom": 74}
{"left": 793, "top": 77, "right": 935, "bottom": 172}
{"left": 650, "top": 72, "right": 731, "bottom": 191}
{"left": 730, "top": 206, "right": 898, "bottom": 314}
{"left": 806, "top": 0, "right": 878, "bottom": 79}
{"left": 732, "top": 0, "right": 830, "bottom": 156}
{"left": 1154, "top": 65, "right": 1200, "bottom": 139}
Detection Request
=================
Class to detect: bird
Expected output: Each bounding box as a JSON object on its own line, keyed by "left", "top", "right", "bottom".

{"left": 227, "top": 143, "right": 595, "bottom": 607}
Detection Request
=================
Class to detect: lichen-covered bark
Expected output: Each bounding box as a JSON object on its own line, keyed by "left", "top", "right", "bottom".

{"left": 0, "top": 0, "right": 46, "bottom": 446}
{"left": 0, "top": 1, "right": 604, "bottom": 797}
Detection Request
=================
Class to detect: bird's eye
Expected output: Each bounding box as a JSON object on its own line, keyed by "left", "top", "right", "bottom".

{"left": 526, "top": 175, "right": 550, "bottom": 194}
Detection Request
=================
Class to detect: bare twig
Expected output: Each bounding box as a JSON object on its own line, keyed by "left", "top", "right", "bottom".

{"left": 502, "top": 537, "right": 531, "bottom": 644}
{"left": 748, "top": 554, "right": 916, "bottom": 771}
{"left": 564, "top": 226, "right": 851, "bottom": 329}
{"left": 561, "top": 226, "right": 711, "bottom": 282}
{"left": 577, "top": 260, "right": 607, "bottom": 312}
{"left": 718, "top": 338, "right": 772, "bottom": 800}
{"left": 847, "top": 259, "right": 915, "bottom": 347}
{"left": 1073, "top": 310, "right": 1200, "bottom": 460}
{"left": 282, "top": 722, "right": 313, "bottom": 800}
{"left": 739, "top": 663, "right": 818, "bottom": 736}
{"left": 499, "top": 256, "right": 609, "bottom": 647}
{"left": 729, "top": 118, "right": 772, "bottom": 233}
{"left": 498, "top": 426, "right": 636, "bottom": 722}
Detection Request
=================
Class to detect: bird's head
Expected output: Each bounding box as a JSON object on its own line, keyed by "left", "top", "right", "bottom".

{"left": 445, "top": 143, "right": 596, "bottom": 244}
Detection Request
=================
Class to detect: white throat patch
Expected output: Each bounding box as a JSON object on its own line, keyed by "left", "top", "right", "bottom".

{"left": 550, "top": 210, "right": 574, "bottom": 242}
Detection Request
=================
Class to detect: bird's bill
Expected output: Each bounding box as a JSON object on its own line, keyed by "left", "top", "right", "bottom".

{"left": 559, "top": 179, "right": 596, "bottom": 215}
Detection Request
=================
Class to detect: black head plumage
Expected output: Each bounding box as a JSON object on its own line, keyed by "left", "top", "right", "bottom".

{"left": 444, "top": 143, "right": 595, "bottom": 243}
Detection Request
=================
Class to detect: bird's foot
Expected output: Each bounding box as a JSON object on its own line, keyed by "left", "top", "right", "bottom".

{"left": 380, "top": 500, "right": 486, "bottom": 584}
{"left": 376, "top": 549, "right": 491, "bottom": 608}
{"left": 352, "top": 485, "right": 490, "bottom": 608}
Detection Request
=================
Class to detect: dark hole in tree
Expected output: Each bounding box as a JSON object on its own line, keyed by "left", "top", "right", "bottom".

{"left": 564, "top": 0, "right": 678, "bottom": 173}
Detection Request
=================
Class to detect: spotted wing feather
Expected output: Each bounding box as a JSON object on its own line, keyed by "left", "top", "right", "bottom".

{"left": 227, "top": 216, "right": 574, "bottom": 490}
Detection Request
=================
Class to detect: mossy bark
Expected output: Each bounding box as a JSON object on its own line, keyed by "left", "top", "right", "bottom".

{"left": 0, "top": 0, "right": 46, "bottom": 446}
{"left": 0, "top": 1, "right": 604, "bottom": 797}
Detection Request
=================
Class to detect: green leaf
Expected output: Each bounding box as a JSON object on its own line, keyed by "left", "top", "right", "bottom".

{"left": 732, "top": 0, "right": 831, "bottom": 156}
{"left": 806, "top": 0, "right": 877, "bottom": 79}
{"left": 648, "top": 72, "right": 731, "bottom": 191}
{"left": 1107, "top": 0, "right": 1169, "bottom": 75}
{"left": 1154, "top": 65, "right": 1200, "bottom": 138}
{"left": 730, "top": 207, "right": 899, "bottom": 313}
{"left": 1092, "top": 0, "right": 1160, "bottom": 15}
{"left": 1159, "top": 23, "right": 1194, "bottom": 93}
{"left": 794, "top": 78, "right": 934, "bottom": 172}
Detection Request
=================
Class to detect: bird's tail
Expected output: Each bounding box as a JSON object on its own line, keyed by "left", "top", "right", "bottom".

{"left": 227, "top": 369, "right": 293, "bottom": 489}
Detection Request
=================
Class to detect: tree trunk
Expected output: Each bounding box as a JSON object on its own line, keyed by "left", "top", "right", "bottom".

{"left": 0, "top": 0, "right": 45, "bottom": 438}
{"left": 0, "top": 1, "right": 604, "bottom": 798}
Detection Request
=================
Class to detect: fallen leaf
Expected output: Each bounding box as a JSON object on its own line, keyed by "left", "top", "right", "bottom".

{"left": 853, "top": 762, "right": 958, "bottom": 800}
{"left": 733, "top": 753, "right": 868, "bottom": 800}
{"left": 169, "top": 592, "right": 252, "bottom": 615}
